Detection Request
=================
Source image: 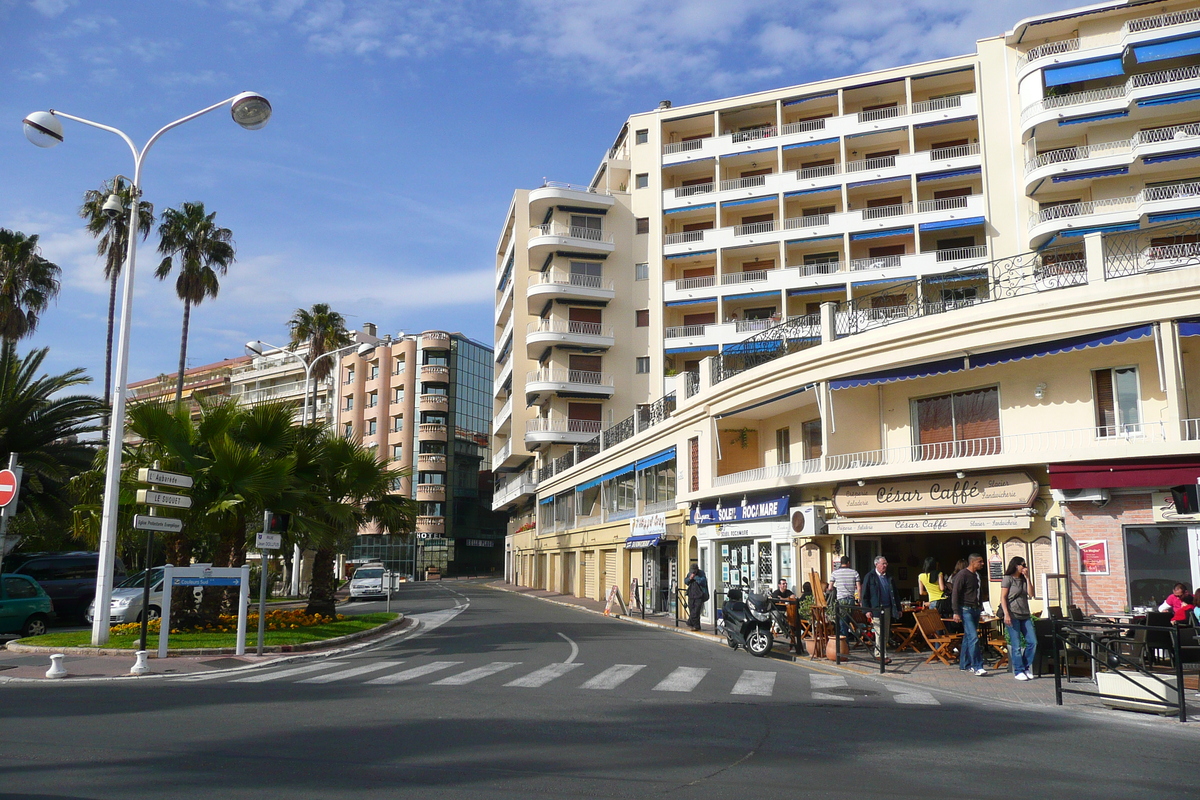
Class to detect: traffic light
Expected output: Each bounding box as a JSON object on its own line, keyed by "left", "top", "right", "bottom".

{"left": 264, "top": 511, "right": 291, "bottom": 532}
{"left": 1170, "top": 485, "right": 1199, "bottom": 515}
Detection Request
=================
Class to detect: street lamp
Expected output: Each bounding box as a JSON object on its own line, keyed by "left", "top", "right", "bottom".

{"left": 24, "top": 92, "right": 272, "bottom": 646}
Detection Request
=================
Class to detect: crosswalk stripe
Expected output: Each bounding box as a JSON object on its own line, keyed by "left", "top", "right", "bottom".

{"left": 298, "top": 661, "right": 405, "bottom": 684}
{"left": 731, "top": 670, "right": 776, "bottom": 696}
{"left": 504, "top": 662, "right": 584, "bottom": 688}
{"left": 580, "top": 664, "right": 645, "bottom": 690}
{"left": 884, "top": 683, "right": 940, "bottom": 706}
{"left": 809, "top": 673, "right": 852, "bottom": 701}
{"left": 653, "top": 666, "right": 709, "bottom": 693}
{"left": 365, "top": 661, "right": 463, "bottom": 685}
{"left": 177, "top": 671, "right": 235, "bottom": 682}
{"left": 231, "top": 661, "right": 348, "bottom": 683}
{"left": 431, "top": 662, "right": 521, "bottom": 686}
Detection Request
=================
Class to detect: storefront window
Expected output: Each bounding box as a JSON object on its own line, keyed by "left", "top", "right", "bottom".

{"left": 1124, "top": 526, "right": 1191, "bottom": 610}
{"left": 554, "top": 492, "right": 575, "bottom": 530}
{"left": 638, "top": 460, "right": 676, "bottom": 506}
{"left": 604, "top": 470, "right": 636, "bottom": 518}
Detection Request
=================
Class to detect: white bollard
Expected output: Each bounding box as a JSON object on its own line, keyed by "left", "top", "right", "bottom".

{"left": 131, "top": 650, "right": 150, "bottom": 676}
{"left": 46, "top": 654, "right": 67, "bottom": 679}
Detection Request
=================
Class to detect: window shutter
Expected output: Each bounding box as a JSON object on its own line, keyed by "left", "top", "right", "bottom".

{"left": 916, "top": 394, "right": 954, "bottom": 460}
{"left": 953, "top": 386, "right": 1000, "bottom": 456}
{"left": 1093, "top": 369, "right": 1116, "bottom": 431}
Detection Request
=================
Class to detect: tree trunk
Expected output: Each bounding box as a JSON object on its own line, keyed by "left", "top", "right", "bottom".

{"left": 174, "top": 300, "right": 191, "bottom": 408}
{"left": 305, "top": 546, "right": 338, "bottom": 617}
{"left": 102, "top": 268, "right": 118, "bottom": 440}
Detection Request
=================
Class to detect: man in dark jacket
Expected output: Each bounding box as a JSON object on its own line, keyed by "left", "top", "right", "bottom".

{"left": 685, "top": 564, "right": 708, "bottom": 630}
{"left": 860, "top": 555, "right": 901, "bottom": 663}
{"left": 951, "top": 553, "right": 988, "bottom": 675}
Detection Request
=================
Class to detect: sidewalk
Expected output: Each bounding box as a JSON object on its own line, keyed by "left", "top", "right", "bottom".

{"left": 489, "top": 580, "right": 1200, "bottom": 722}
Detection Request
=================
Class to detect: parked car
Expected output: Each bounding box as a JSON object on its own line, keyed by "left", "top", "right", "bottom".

{"left": 0, "top": 574, "right": 55, "bottom": 638}
{"left": 85, "top": 568, "right": 164, "bottom": 625}
{"left": 11, "top": 552, "right": 126, "bottom": 621}
{"left": 349, "top": 563, "right": 386, "bottom": 600}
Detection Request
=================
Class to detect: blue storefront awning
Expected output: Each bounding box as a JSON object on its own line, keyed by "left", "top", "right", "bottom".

{"left": 788, "top": 285, "right": 844, "bottom": 296}
{"left": 1148, "top": 209, "right": 1200, "bottom": 223}
{"left": 847, "top": 175, "right": 910, "bottom": 190}
{"left": 832, "top": 356, "right": 966, "bottom": 390}
{"left": 625, "top": 534, "right": 663, "bottom": 550}
{"left": 1133, "top": 34, "right": 1200, "bottom": 64}
{"left": 1059, "top": 110, "right": 1128, "bottom": 125}
{"left": 664, "top": 203, "right": 714, "bottom": 215}
{"left": 918, "top": 167, "right": 982, "bottom": 182}
{"left": 1144, "top": 149, "right": 1200, "bottom": 165}
{"left": 721, "top": 195, "right": 775, "bottom": 208}
{"left": 783, "top": 137, "right": 838, "bottom": 150}
{"left": 665, "top": 297, "right": 716, "bottom": 307}
{"left": 1179, "top": 317, "right": 1200, "bottom": 337}
{"left": 919, "top": 216, "right": 986, "bottom": 233}
{"left": 969, "top": 325, "right": 1153, "bottom": 369}
{"left": 1052, "top": 166, "right": 1129, "bottom": 182}
{"left": 1044, "top": 56, "right": 1124, "bottom": 87}
{"left": 785, "top": 186, "right": 839, "bottom": 197}
{"left": 726, "top": 290, "right": 779, "bottom": 301}
{"left": 666, "top": 249, "right": 715, "bottom": 260}
{"left": 538, "top": 496, "right": 554, "bottom": 505}
{"left": 851, "top": 226, "right": 913, "bottom": 241}
{"left": 636, "top": 447, "right": 677, "bottom": 471}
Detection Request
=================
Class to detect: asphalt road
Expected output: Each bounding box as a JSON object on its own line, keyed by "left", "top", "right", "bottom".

{"left": 1, "top": 580, "right": 1196, "bottom": 799}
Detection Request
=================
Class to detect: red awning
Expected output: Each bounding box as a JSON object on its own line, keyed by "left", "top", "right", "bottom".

{"left": 1048, "top": 457, "right": 1200, "bottom": 490}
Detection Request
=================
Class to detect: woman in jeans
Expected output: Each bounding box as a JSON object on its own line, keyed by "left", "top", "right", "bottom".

{"left": 1000, "top": 556, "right": 1037, "bottom": 681}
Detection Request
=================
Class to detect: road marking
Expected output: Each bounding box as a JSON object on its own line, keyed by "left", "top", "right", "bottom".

{"left": 580, "top": 664, "right": 645, "bottom": 690}
{"left": 652, "top": 667, "right": 709, "bottom": 693}
{"left": 884, "top": 683, "right": 940, "bottom": 705}
{"left": 409, "top": 605, "right": 468, "bottom": 636}
{"left": 298, "top": 661, "right": 405, "bottom": 684}
{"left": 556, "top": 632, "right": 579, "bottom": 664}
{"left": 731, "top": 670, "right": 776, "bottom": 696}
{"left": 431, "top": 661, "right": 520, "bottom": 686}
{"left": 365, "top": 661, "right": 462, "bottom": 685}
{"left": 176, "top": 671, "right": 236, "bottom": 682}
{"left": 504, "top": 662, "right": 583, "bottom": 688}
{"left": 810, "top": 673, "right": 852, "bottom": 701}
{"left": 231, "top": 661, "right": 348, "bottom": 683}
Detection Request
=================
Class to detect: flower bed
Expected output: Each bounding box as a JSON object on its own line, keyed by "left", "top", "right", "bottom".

{"left": 111, "top": 609, "right": 346, "bottom": 636}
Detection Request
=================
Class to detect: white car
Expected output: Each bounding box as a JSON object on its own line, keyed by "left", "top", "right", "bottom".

{"left": 349, "top": 564, "right": 386, "bottom": 600}
{"left": 86, "top": 568, "right": 164, "bottom": 624}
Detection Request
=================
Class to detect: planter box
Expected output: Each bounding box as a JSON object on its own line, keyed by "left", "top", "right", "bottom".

{"left": 1096, "top": 671, "right": 1179, "bottom": 714}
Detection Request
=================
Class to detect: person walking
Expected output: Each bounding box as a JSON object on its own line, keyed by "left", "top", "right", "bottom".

{"left": 951, "top": 553, "right": 988, "bottom": 676}
{"left": 1000, "top": 556, "right": 1037, "bottom": 681}
{"left": 860, "top": 555, "right": 901, "bottom": 664}
{"left": 827, "top": 556, "right": 861, "bottom": 636}
{"left": 684, "top": 564, "right": 708, "bottom": 631}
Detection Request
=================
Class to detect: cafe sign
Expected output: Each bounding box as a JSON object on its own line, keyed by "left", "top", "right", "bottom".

{"left": 833, "top": 471, "right": 1037, "bottom": 517}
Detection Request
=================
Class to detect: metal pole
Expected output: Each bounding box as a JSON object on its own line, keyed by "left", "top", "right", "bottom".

{"left": 1053, "top": 620, "right": 1063, "bottom": 705}
{"left": 137, "top": 461, "right": 160, "bottom": 653}
{"left": 256, "top": 511, "right": 269, "bottom": 656}
{"left": 1172, "top": 625, "right": 1186, "bottom": 722}
{"left": 0, "top": 453, "right": 19, "bottom": 577}
{"left": 880, "top": 606, "right": 889, "bottom": 674}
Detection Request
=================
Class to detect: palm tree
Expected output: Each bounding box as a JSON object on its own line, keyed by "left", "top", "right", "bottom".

{"left": 0, "top": 229, "right": 62, "bottom": 345}
{"left": 79, "top": 177, "right": 154, "bottom": 411}
{"left": 154, "top": 202, "right": 235, "bottom": 407}
{"left": 287, "top": 304, "right": 352, "bottom": 421}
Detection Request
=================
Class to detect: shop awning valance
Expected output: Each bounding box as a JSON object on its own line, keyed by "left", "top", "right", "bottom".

{"left": 969, "top": 324, "right": 1153, "bottom": 368}
{"left": 666, "top": 249, "right": 715, "bottom": 260}
{"left": 538, "top": 496, "right": 554, "bottom": 505}
{"left": 1048, "top": 457, "right": 1200, "bottom": 490}
{"left": 831, "top": 356, "right": 966, "bottom": 390}
{"left": 721, "top": 196, "right": 776, "bottom": 208}
{"left": 850, "top": 226, "right": 913, "bottom": 241}
{"left": 919, "top": 216, "right": 986, "bottom": 233}
{"left": 1052, "top": 166, "right": 1129, "bottom": 182}
{"left": 664, "top": 203, "right": 714, "bottom": 215}
{"left": 1043, "top": 56, "right": 1124, "bottom": 87}
{"left": 1132, "top": 34, "right": 1200, "bottom": 64}
{"left": 783, "top": 137, "right": 838, "bottom": 150}
{"left": 917, "top": 167, "right": 982, "bottom": 182}
{"left": 625, "top": 534, "right": 663, "bottom": 549}
{"left": 636, "top": 447, "right": 677, "bottom": 471}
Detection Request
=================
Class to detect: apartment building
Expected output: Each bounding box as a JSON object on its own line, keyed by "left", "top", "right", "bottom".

{"left": 499, "top": 0, "right": 1200, "bottom": 618}
{"left": 126, "top": 355, "right": 251, "bottom": 416}
{"left": 339, "top": 330, "right": 505, "bottom": 577}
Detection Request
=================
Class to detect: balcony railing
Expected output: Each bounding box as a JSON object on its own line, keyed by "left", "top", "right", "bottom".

{"left": 529, "top": 271, "right": 615, "bottom": 292}
{"left": 857, "top": 104, "right": 904, "bottom": 123}
{"left": 936, "top": 245, "right": 988, "bottom": 262}
{"left": 526, "top": 418, "right": 603, "bottom": 434}
{"left": 529, "top": 222, "right": 614, "bottom": 244}
{"left": 734, "top": 220, "right": 776, "bottom": 236}
{"left": 720, "top": 175, "right": 768, "bottom": 191}
{"left": 713, "top": 458, "right": 821, "bottom": 487}
{"left": 916, "top": 195, "right": 969, "bottom": 214}
{"left": 798, "top": 260, "right": 842, "bottom": 276}
{"left": 1031, "top": 181, "right": 1200, "bottom": 228}
{"left": 861, "top": 201, "right": 913, "bottom": 220}
{"left": 796, "top": 163, "right": 841, "bottom": 180}
{"left": 663, "top": 138, "right": 705, "bottom": 155}
{"left": 674, "top": 182, "right": 714, "bottom": 198}
{"left": 665, "top": 230, "right": 706, "bottom": 245}
{"left": 664, "top": 324, "right": 708, "bottom": 339}
{"left": 526, "top": 319, "right": 614, "bottom": 339}
{"left": 849, "top": 254, "right": 902, "bottom": 271}
{"left": 730, "top": 125, "right": 776, "bottom": 143}
{"left": 1016, "top": 38, "right": 1080, "bottom": 70}
{"left": 846, "top": 154, "right": 898, "bottom": 173}
{"left": 780, "top": 118, "right": 827, "bottom": 136}
{"left": 734, "top": 318, "right": 777, "bottom": 333}
{"left": 929, "top": 142, "right": 980, "bottom": 160}
{"left": 525, "top": 369, "right": 614, "bottom": 388}
{"left": 912, "top": 95, "right": 964, "bottom": 115}
{"left": 675, "top": 275, "right": 716, "bottom": 290}
{"left": 1185, "top": 418, "right": 1200, "bottom": 441}
{"left": 493, "top": 439, "right": 512, "bottom": 466}
{"left": 1127, "top": 6, "right": 1200, "bottom": 34}
{"left": 721, "top": 269, "right": 772, "bottom": 285}
{"left": 785, "top": 214, "right": 830, "bottom": 229}
{"left": 1022, "top": 64, "right": 1200, "bottom": 122}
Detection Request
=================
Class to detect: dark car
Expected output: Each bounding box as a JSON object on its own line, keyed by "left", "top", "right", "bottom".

{"left": 0, "top": 574, "right": 55, "bottom": 638}
{"left": 11, "top": 552, "right": 126, "bottom": 621}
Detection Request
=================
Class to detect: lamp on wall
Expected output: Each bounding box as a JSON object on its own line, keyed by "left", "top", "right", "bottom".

{"left": 989, "top": 536, "right": 1000, "bottom": 555}
{"left": 956, "top": 471, "right": 966, "bottom": 479}
{"left": 1034, "top": 382, "right": 1047, "bottom": 400}
{"left": 856, "top": 479, "right": 865, "bottom": 486}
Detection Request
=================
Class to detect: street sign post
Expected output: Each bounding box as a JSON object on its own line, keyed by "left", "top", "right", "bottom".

{"left": 256, "top": 509, "right": 289, "bottom": 656}
{"left": 135, "top": 489, "right": 193, "bottom": 509}
{"left": 0, "top": 468, "right": 18, "bottom": 509}
{"left": 135, "top": 468, "right": 194, "bottom": 489}
{"left": 133, "top": 515, "right": 184, "bottom": 533}
{"left": 0, "top": 456, "right": 22, "bottom": 576}
{"left": 132, "top": 464, "right": 191, "bottom": 666}
{"left": 255, "top": 532, "right": 282, "bottom": 550}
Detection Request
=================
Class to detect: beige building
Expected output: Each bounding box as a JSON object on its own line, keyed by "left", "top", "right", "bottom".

{"left": 127, "top": 355, "right": 251, "bottom": 416}
{"left": 499, "top": 0, "right": 1200, "bottom": 618}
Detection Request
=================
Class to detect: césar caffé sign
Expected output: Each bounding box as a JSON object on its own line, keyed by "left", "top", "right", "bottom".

{"left": 834, "top": 472, "right": 1037, "bottom": 517}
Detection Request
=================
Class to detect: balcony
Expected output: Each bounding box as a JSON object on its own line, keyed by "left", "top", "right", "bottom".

{"left": 528, "top": 182, "right": 615, "bottom": 221}
{"left": 1028, "top": 181, "right": 1200, "bottom": 246}
{"left": 1017, "top": 7, "right": 1200, "bottom": 75}
{"left": 525, "top": 417, "right": 603, "bottom": 446}
{"left": 525, "top": 319, "right": 615, "bottom": 353}
{"left": 492, "top": 395, "right": 513, "bottom": 432}
{"left": 525, "top": 368, "right": 615, "bottom": 400}
{"left": 415, "top": 516, "right": 445, "bottom": 535}
{"left": 420, "top": 364, "right": 450, "bottom": 383}
{"left": 527, "top": 221, "right": 615, "bottom": 257}
{"left": 492, "top": 438, "right": 513, "bottom": 471}
{"left": 1020, "top": 64, "right": 1200, "bottom": 133}
{"left": 419, "top": 393, "right": 449, "bottom": 413}
{"left": 231, "top": 378, "right": 309, "bottom": 405}
{"left": 526, "top": 270, "right": 616, "bottom": 309}
{"left": 419, "top": 423, "right": 448, "bottom": 441}
{"left": 417, "top": 453, "right": 447, "bottom": 471}
{"left": 492, "top": 469, "right": 538, "bottom": 511}
{"left": 1025, "top": 123, "right": 1200, "bottom": 190}
{"left": 421, "top": 330, "right": 451, "bottom": 350}
{"left": 416, "top": 483, "right": 446, "bottom": 502}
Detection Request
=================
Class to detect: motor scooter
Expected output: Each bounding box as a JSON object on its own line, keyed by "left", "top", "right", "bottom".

{"left": 717, "top": 588, "right": 773, "bottom": 657}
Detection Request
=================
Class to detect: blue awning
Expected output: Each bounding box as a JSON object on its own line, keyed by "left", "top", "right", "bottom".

{"left": 664, "top": 203, "right": 714, "bottom": 215}
{"left": 784, "top": 93, "right": 836, "bottom": 106}
{"left": 784, "top": 186, "right": 839, "bottom": 197}
{"left": 852, "top": 278, "right": 906, "bottom": 287}
{"left": 665, "top": 297, "right": 716, "bottom": 307}
{"left": 847, "top": 175, "right": 910, "bottom": 189}
{"left": 538, "top": 496, "right": 554, "bottom": 505}
{"left": 636, "top": 447, "right": 677, "bottom": 471}
{"left": 577, "top": 462, "right": 635, "bottom": 491}
{"left": 914, "top": 116, "right": 977, "bottom": 129}
{"left": 714, "top": 384, "right": 813, "bottom": 417}
{"left": 1143, "top": 149, "right": 1200, "bottom": 165}
{"left": 918, "top": 167, "right": 982, "bottom": 182}
{"left": 847, "top": 127, "right": 905, "bottom": 139}
{"left": 783, "top": 137, "right": 838, "bottom": 150}
{"left": 1052, "top": 166, "right": 1129, "bottom": 182}
{"left": 969, "top": 325, "right": 1153, "bottom": 369}
{"left": 785, "top": 233, "right": 842, "bottom": 244}
{"left": 726, "top": 292, "right": 780, "bottom": 303}
{"left": 924, "top": 270, "right": 987, "bottom": 285}
{"left": 919, "top": 216, "right": 986, "bottom": 233}
{"left": 831, "top": 357, "right": 965, "bottom": 390}
{"left": 1059, "top": 110, "right": 1128, "bottom": 126}
{"left": 665, "top": 345, "right": 718, "bottom": 354}
{"left": 1148, "top": 209, "right": 1200, "bottom": 223}
{"left": 1058, "top": 222, "right": 1140, "bottom": 237}
{"left": 721, "top": 195, "right": 775, "bottom": 208}
{"left": 1179, "top": 318, "right": 1200, "bottom": 337}
{"left": 1138, "top": 90, "right": 1200, "bottom": 108}
{"left": 788, "top": 285, "right": 844, "bottom": 296}
{"left": 625, "top": 534, "right": 663, "bottom": 550}
{"left": 851, "top": 226, "right": 913, "bottom": 241}
{"left": 1132, "top": 34, "right": 1200, "bottom": 64}
{"left": 1043, "top": 56, "right": 1124, "bottom": 87}
{"left": 731, "top": 147, "right": 776, "bottom": 158}
{"left": 667, "top": 155, "right": 715, "bottom": 163}
{"left": 666, "top": 249, "right": 715, "bottom": 260}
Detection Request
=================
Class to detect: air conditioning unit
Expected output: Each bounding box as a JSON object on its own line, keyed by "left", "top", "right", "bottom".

{"left": 1051, "top": 488, "right": 1110, "bottom": 503}
{"left": 791, "top": 504, "right": 827, "bottom": 536}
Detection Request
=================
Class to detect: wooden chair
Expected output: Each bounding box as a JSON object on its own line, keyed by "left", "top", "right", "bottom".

{"left": 889, "top": 614, "right": 922, "bottom": 653}
{"left": 986, "top": 624, "right": 1010, "bottom": 669}
{"left": 914, "top": 608, "right": 963, "bottom": 666}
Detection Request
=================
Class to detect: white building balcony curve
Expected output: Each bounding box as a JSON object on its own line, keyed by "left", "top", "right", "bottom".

{"left": 526, "top": 270, "right": 615, "bottom": 309}
{"left": 524, "top": 417, "right": 603, "bottom": 446}
{"left": 1027, "top": 181, "right": 1200, "bottom": 247}
{"left": 1024, "top": 123, "right": 1200, "bottom": 192}
{"left": 1020, "top": 64, "right": 1200, "bottom": 136}
{"left": 525, "top": 319, "right": 615, "bottom": 353}
{"left": 527, "top": 221, "right": 615, "bottom": 258}
{"left": 524, "top": 368, "right": 615, "bottom": 400}
{"left": 527, "top": 182, "right": 615, "bottom": 221}
{"left": 492, "top": 469, "right": 538, "bottom": 511}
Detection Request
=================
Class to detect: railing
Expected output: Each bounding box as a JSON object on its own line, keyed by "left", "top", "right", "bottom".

{"left": 602, "top": 415, "right": 635, "bottom": 449}
{"left": 785, "top": 214, "right": 829, "bottom": 229}
{"left": 780, "top": 118, "right": 827, "bottom": 136}
{"left": 857, "top": 104, "right": 903, "bottom": 123}
{"left": 916, "top": 195, "right": 970, "bottom": 213}
{"left": 734, "top": 318, "right": 778, "bottom": 332}
{"left": 1016, "top": 37, "right": 1080, "bottom": 70}
{"left": 528, "top": 222, "right": 614, "bottom": 244}
{"left": 493, "top": 439, "right": 512, "bottom": 465}
{"left": 232, "top": 379, "right": 309, "bottom": 404}
{"left": 640, "top": 498, "right": 678, "bottom": 515}
{"left": 663, "top": 138, "right": 705, "bottom": 155}
{"left": 849, "top": 254, "right": 902, "bottom": 271}
{"left": 493, "top": 396, "right": 512, "bottom": 424}
{"left": 861, "top": 201, "right": 913, "bottom": 220}
{"left": 1022, "top": 64, "right": 1200, "bottom": 122}
{"left": 674, "top": 275, "right": 716, "bottom": 290}
{"left": 928, "top": 142, "right": 980, "bottom": 160}
{"left": 1104, "top": 218, "right": 1200, "bottom": 277}
{"left": 730, "top": 125, "right": 776, "bottom": 143}
{"left": 798, "top": 260, "right": 842, "bottom": 276}
{"left": 936, "top": 245, "right": 988, "bottom": 262}
{"left": 493, "top": 469, "right": 537, "bottom": 506}
{"left": 526, "top": 319, "right": 614, "bottom": 339}
{"left": 1135, "top": 121, "right": 1200, "bottom": 145}
{"left": 1131, "top": 63, "right": 1200, "bottom": 89}
{"left": 911, "top": 95, "right": 964, "bottom": 115}
{"left": 1185, "top": 418, "right": 1200, "bottom": 441}
{"left": 720, "top": 175, "right": 767, "bottom": 191}
{"left": 1127, "top": 6, "right": 1200, "bottom": 33}
{"left": 674, "top": 183, "right": 714, "bottom": 198}
{"left": 1026, "top": 139, "right": 1134, "bottom": 173}
{"left": 683, "top": 371, "right": 700, "bottom": 399}
{"left": 735, "top": 220, "right": 776, "bottom": 236}
{"left": 721, "top": 269, "right": 771, "bottom": 285}
{"left": 551, "top": 449, "right": 574, "bottom": 475}
{"left": 526, "top": 418, "right": 603, "bottom": 435}
{"left": 713, "top": 457, "right": 820, "bottom": 487}
{"left": 419, "top": 394, "right": 448, "bottom": 407}
{"left": 529, "top": 271, "right": 615, "bottom": 292}
{"left": 665, "top": 230, "right": 705, "bottom": 245}
{"left": 1031, "top": 181, "right": 1200, "bottom": 228}
{"left": 538, "top": 180, "right": 610, "bottom": 195}
{"left": 636, "top": 392, "right": 677, "bottom": 432}
{"left": 525, "top": 369, "right": 614, "bottom": 388}
{"left": 710, "top": 313, "right": 821, "bottom": 385}
{"left": 846, "top": 155, "right": 897, "bottom": 173}
{"left": 664, "top": 324, "right": 708, "bottom": 339}
{"left": 796, "top": 163, "right": 841, "bottom": 180}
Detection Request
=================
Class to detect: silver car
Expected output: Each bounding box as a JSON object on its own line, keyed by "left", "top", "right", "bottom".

{"left": 85, "top": 568, "right": 164, "bottom": 624}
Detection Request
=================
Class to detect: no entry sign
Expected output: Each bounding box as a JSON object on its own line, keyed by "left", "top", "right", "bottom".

{"left": 0, "top": 469, "right": 17, "bottom": 508}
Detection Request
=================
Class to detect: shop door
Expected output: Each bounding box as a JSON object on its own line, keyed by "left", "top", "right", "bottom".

{"left": 603, "top": 550, "right": 616, "bottom": 595}
{"left": 643, "top": 553, "right": 659, "bottom": 612}
{"left": 721, "top": 540, "right": 754, "bottom": 591}
{"left": 661, "top": 543, "right": 678, "bottom": 614}
{"left": 853, "top": 537, "right": 881, "bottom": 573}
{"left": 757, "top": 541, "right": 774, "bottom": 592}
{"left": 563, "top": 552, "right": 576, "bottom": 596}
{"left": 583, "top": 551, "right": 596, "bottom": 599}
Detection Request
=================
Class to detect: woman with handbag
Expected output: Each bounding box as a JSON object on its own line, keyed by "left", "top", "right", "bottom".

{"left": 1000, "top": 556, "right": 1037, "bottom": 681}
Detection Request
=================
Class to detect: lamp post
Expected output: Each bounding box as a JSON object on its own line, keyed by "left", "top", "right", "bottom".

{"left": 24, "top": 93, "right": 273, "bottom": 646}
{"left": 243, "top": 339, "right": 377, "bottom": 595}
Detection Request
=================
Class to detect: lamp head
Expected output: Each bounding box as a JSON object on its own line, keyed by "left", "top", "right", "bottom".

{"left": 245, "top": 340, "right": 266, "bottom": 357}
{"left": 23, "top": 111, "right": 63, "bottom": 148}
{"left": 101, "top": 193, "right": 124, "bottom": 220}
{"left": 230, "top": 92, "right": 272, "bottom": 130}
{"left": 357, "top": 342, "right": 377, "bottom": 357}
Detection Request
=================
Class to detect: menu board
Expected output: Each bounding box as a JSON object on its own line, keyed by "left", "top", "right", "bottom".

{"left": 1078, "top": 540, "right": 1109, "bottom": 575}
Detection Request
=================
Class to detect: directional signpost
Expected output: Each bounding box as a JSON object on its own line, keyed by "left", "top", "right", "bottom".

{"left": 0, "top": 455, "right": 23, "bottom": 576}
{"left": 255, "top": 511, "right": 287, "bottom": 656}
{"left": 132, "top": 465, "right": 191, "bottom": 671}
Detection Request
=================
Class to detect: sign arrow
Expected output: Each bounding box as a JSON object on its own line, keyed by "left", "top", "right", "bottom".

{"left": 136, "top": 489, "right": 193, "bottom": 510}
{"left": 137, "top": 468, "right": 194, "bottom": 489}
{"left": 133, "top": 514, "right": 184, "bottom": 533}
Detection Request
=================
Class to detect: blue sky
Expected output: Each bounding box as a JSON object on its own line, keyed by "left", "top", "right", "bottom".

{"left": 1, "top": 0, "right": 1077, "bottom": 391}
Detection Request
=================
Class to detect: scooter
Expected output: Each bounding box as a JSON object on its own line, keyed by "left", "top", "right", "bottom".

{"left": 717, "top": 588, "right": 773, "bottom": 657}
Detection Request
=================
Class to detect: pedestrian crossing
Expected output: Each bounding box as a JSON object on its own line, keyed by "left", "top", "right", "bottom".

{"left": 207, "top": 658, "right": 941, "bottom": 705}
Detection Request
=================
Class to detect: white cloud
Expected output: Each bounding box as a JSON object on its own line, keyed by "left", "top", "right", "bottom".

{"left": 29, "top": 0, "right": 74, "bottom": 17}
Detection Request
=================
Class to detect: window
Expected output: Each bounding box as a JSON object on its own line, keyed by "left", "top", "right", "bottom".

{"left": 393, "top": 415, "right": 404, "bottom": 432}
{"left": 344, "top": 395, "right": 354, "bottom": 411}
{"left": 367, "top": 391, "right": 378, "bottom": 408}
{"left": 635, "top": 173, "right": 649, "bottom": 189}
{"left": 775, "top": 427, "right": 791, "bottom": 464}
{"left": 635, "top": 128, "right": 648, "bottom": 144}
{"left": 639, "top": 458, "right": 677, "bottom": 506}
{"left": 366, "top": 419, "right": 377, "bottom": 435}
{"left": 636, "top": 217, "right": 649, "bottom": 234}
{"left": 688, "top": 436, "right": 700, "bottom": 492}
{"left": 1125, "top": 526, "right": 1191, "bottom": 609}
{"left": 636, "top": 356, "right": 650, "bottom": 374}
{"left": 636, "top": 309, "right": 650, "bottom": 327}
{"left": 393, "top": 358, "right": 404, "bottom": 375}
{"left": 1094, "top": 367, "right": 1141, "bottom": 436}
{"left": 393, "top": 388, "right": 404, "bottom": 403}
{"left": 390, "top": 478, "right": 405, "bottom": 491}
{"left": 635, "top": 262, "right": 649, "bottom": 281}
{"left": 570, "top": 215, "right": 602, "bottom": 240}
{"left": 392, "top": 444, "right": 403, "bottom": 460}
{"left": 913, "top": 386, "right": 1000, "bottom": 459}
{"left": 801, "top": 419, "right": 822, "bottom": 461}
{"left": 344, "top": 368, "right": 354, "bottom": 385}
{"left": 343, "top": 422, "right": 353, "bottom": 438}
{"left": 369, "top": 363, "right": 379, "bottom": 380}
{"left": 3, "top": 577, "right": 38, "bottom": 599}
